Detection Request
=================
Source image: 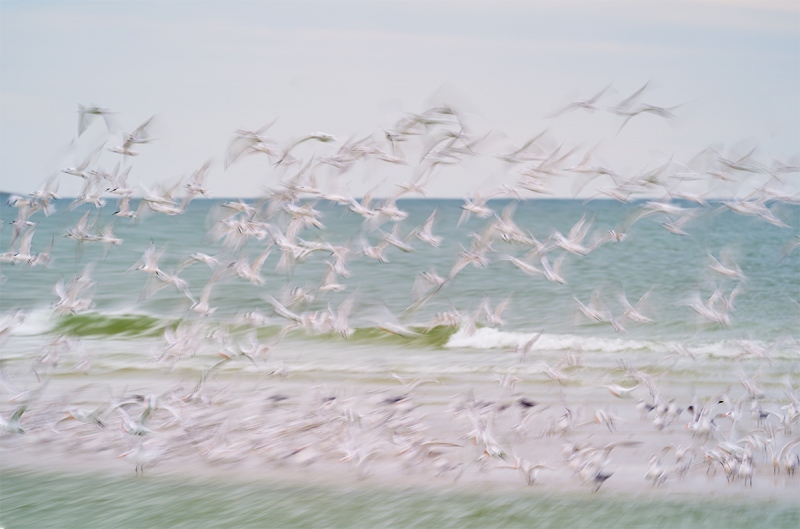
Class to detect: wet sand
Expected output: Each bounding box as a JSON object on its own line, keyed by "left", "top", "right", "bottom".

{"left": 2, "top": 368, "right": 798, "bottom": 505}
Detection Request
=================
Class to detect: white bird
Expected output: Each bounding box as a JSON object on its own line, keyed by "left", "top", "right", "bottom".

{"left": 123, "top": 115, "right": 156, "bottom": 146}
{"left": 645, "top": 454, "right": 668, "bottom": 486}
{"left": 494, "top": 130, "right": 548, "bottom": 164}
{"left": 190, "top": 269, "right": 226, "bottom": 317}
{"left": 540, "top": 253, "right": 566, "bottom": 284}
{"left": 53, "top": 264, "right": 96, "bottom": 315}
{"left": 178, "top": 252, "right": 220, "bottom": 272}
{"left": 0, "top": 405, "right": 27, "bottom": 435}
{"left": 133, "top": 241, "right": 165, "bottom": 276}
{"left": 480, "top": 296, "right": 511, "bottom": 327}
{"left": 113, "top": 195, "right": 138, "bottom": 220}
{"left": 549, "top": 84, "right": 612, "bottom": 117}
{"left": 574, "top": 289, "right": 610, "bottom": 324}
{"left": 318, "top": 261, "right": 346, "bottom": 293}
{"left": 276, "top": 132, "right": 337, "bottom": 166}
{"left": 406, "top": 271, "right": 447, "bottom": 316}
{"left": 511, "top": 331, "right": 544, "bottom": 364}
{"left": 619, "top": 288, "right": 654, "bottom": 324}
{"left": 226, "top": 119, "right": 279, "bottom": 167}
{"left": 409, "top": 208, "right": 442, "bottom": 247}
{"left": 329, "top": 294, "right": 357, "bottom": 339}
{"left": 360, "top": 238, "right": 390, "bottom": 263}
{"left": 449, "top": 244, "right": 491, "bottom": 279}
{"left": 687, "top": 290, "right": 731, "bottom": 327}
{"left": 707, "top": 250, "right": 746, "bottom": 281}
{"left": 661, "top": 213, "right": 695, "bottom": 236}
{"left": 773, "top": 436, "right": 800, "bottom": 475}
{"left": 77, "top": 104, "right": 115, "bottom": 136}
{"left": 602, "top": 383, "right": 640, "bottom": 399}
{"left": 118, "top": 438, "right": 164, "bottom": 476}
{"left": 499, "top": 254, "right": 543, "bottom": 278}
{"left": 381, "top": 225, "right": 415, "bottom": 253}
{"left": 458, "top": 193, "right": 494, "bottom": 227}
{"left": 606, "top": 82, "right": 650, "bottom": 117}
{"left": 143, "top": 269, "right": 194, "bottom": 303}
{"left": 779, "top": 234, "right": 800, "bottom": 262}
{"left": 184, "top": 160, "right": 212, "bottom": 203}
{"left": 61, "top": 145, "right": 103, "bottom": 179}
{"left": 29, "top": 174, "right": 60, "bottom": 215}
{"left": 2, "top": 226, "right": 37, "bottom": 265}
{"left": 231, "top": 244, "right": 273, "bottom": 285}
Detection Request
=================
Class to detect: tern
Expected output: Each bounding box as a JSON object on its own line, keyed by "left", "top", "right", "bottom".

{"left": 549, "top": 83, "right": 612, "bottom": 117}
{"left": 0, "top": 405, "right": 27, "bottom": 435}
{"left": 409, "top": 208, "right": 442, "bottom": 247}
{"left": 619, "top": 288, "right": 654, "bottom": 324}
{"left": 707, "top": 250, "right": 746, "bottom": 281}
{"left": 458, "top": 193, "right": 494, "bottom": 227}
{"left": 540, "top": 253, "right": 566, "bottom": 284}
{"left": 77, "top": 104, "right": 115, "bottom": 136}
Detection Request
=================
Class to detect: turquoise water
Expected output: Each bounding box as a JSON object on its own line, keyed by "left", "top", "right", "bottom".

{"left": 2, "top": 198, "right": 798, "bottom": 341}
{"left": 1, "top": 197, "right": 799, "bottom": 528}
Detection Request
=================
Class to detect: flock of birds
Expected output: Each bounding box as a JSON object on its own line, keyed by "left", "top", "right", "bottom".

{"left": 1, "top": 84, "right": 799, "bottom": 498}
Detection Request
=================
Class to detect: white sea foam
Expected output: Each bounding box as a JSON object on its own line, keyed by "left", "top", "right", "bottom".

{"left": 444, "top": 325, "right": 655, "bottom": 354}
{"left": 443, "top": 325, "right": 800, "bottom": 360}
{"left": 690, "top": 338, "right": 799, "bottom": 361}
{"left": 5, "top": 307, "right": 56, "bottom": 336}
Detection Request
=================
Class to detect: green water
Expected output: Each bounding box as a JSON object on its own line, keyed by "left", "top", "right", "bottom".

{"left": 1, "top": 470, "right": 797, "bottom": 528}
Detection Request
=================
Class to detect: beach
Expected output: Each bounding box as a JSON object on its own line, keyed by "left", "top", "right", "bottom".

{"left": 1, "top": 197, "right": 799, "bottom": 527}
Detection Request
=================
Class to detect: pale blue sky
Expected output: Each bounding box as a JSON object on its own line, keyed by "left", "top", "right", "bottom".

{"left": 1, "top": 1, "right": 798, "bottom": 198}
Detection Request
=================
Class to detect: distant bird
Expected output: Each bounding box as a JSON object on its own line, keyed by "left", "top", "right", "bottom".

{"left": 458, "top": 193, "right": 494, "bottom": 227}
{"left": 275, "top": 132, "right": 337, "bottom": 166}
{"left": 606, "top": 82, "right": 650, "bottom": 117}
{"left": 549, "top": 84, "right": 612, "bottom": 117}
{"left": 707, "top": 250, "right": 746, "bottom": 281}
{"left": 645, "top": 454, "right": 668, "bottom": 486}
{"left": 77, "top": 104, "right": 115, "bottom": 136}
{"left": 602, "top": 383, "right": 640, "bottom": 399}
{"left": 779, "top": 234, "right": 800, "bottom": 263}
{"left": 540, "top": 253, "right": 567, "bottom": 285}
{"left": 619, "top": 288, "right": 654, "bottom": 324}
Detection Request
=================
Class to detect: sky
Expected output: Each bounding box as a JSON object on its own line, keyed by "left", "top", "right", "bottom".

{"left": 1, "top": 0, "right": 798, "bottom": 199}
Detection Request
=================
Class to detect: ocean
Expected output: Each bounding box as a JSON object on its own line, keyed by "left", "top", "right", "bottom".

{"left": 1, "top": 196, "right": 799, "bottom": 527}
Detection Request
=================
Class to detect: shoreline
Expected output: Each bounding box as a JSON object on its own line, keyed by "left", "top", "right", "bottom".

{"left": 4, "top": 463, "right": 798, "bottom": 529}
{"left": 3, "top": 383, "right": 798, "bottom": 506}
{"left": 4, "top": 447, "right": 799, "bottom": 506}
